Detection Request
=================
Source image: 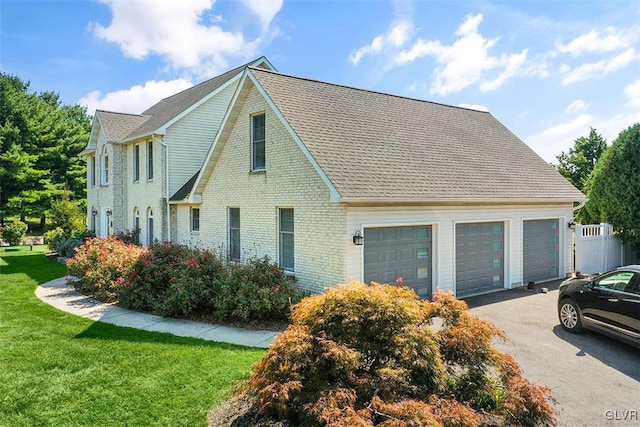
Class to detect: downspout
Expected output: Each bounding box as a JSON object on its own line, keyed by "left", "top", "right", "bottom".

{"left": 154, "top": 135, "right": 171, "bottom": 242}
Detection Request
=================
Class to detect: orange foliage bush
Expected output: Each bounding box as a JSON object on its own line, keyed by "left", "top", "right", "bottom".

{"left": 245, "top": 281, "right": 557, "bottom": 426}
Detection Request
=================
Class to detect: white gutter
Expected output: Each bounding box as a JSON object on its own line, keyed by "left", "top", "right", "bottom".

{"left": 153, "top": 135, "right": 171, "bottom": 242}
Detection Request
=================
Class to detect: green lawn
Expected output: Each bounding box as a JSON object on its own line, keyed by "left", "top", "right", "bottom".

{"left": 0, "top": 247, "right": 265, "bottom": 426}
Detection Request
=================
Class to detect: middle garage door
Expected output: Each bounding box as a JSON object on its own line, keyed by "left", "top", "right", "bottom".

{"left": 456, "top": 222, "right": 504, "bottom": 297}
{"left": 364, "top": 225, "right": 432, "bottom": 299}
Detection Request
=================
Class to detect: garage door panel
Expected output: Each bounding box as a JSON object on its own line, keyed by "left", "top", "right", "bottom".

{"left": 523, "top": 219, "right": 560, "bottom": 283}
{"left": 456, "top": 221, "right": 504, "bottom": 297}
{"left": 364, "top": 225, "right": 432, "bottom": 299}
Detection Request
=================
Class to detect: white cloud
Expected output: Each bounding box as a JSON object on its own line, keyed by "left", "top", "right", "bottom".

{"left": 624, "top": 79, "right": 640, "bottom": 108}
{"left": 556, "top": 26, "right": 639, "bottom": 57}
{"left": 241, "top": 0, "right": 283, "bottom": 31}
{"left": 90, "top": 0, "right": 278, "bottom": 78}
{"left": 527, "top": 114, "right": 594, "bottom": 162}
{"left": 393, "top": 13, "right": 528, "bottom": 95}
{"left": 78, "top": 79, "right": 193, "bottom": 116}
{"left": 566, "top": 100, "right": 589, "bottom": 113}
{"left": 349, "top": 20, "right": 413, "bottom": 65}
{"left": 458, "top": 103, "right": 489, "bottom": 112}
{"left": 561, "top": 48, "right": 639, "bottom": 85}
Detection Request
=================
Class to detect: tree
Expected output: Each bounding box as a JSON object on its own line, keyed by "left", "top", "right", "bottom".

{"left": 555, "top": 127, "right": 607, "bottom": 191}
{"left": 586, "top": 123, "right": 640, "bottom": 254}
{"left": 0, "top": 73, "right": 90, "bottom": 227}
{"left": 234, "top": 281, "right": 557, "bottom": 426}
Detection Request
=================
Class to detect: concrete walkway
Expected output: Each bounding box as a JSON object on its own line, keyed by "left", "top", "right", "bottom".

{"left": 36, "top": 277, "right": 279, "bottom": 348}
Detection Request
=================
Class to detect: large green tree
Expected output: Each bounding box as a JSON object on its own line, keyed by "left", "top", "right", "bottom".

{"left": 555, "top": 127, "right": 607, "bottom": 191}
{"left": 0, "top": 73, "right": 90, "bottom": 226}
{"left": 586, "top": 123, "right": 640, "bottom": 254}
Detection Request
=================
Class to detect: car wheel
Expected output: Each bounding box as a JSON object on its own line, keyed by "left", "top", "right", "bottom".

{"left": 559, "top": 299, "right": 583, "bottom": 333}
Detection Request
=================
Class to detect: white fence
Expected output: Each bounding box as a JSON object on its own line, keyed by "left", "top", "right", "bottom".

{"left": 575, "top": 223, "right": 624, "bottom": 275}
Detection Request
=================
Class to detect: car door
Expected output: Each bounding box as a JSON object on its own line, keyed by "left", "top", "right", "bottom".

{"left": 579, "top": 271, "right": 636, "bottom": 330}
{"left": 619, "top": 278, "right": 640, "bottom": 341}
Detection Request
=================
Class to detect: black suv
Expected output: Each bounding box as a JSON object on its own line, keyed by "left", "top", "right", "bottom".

{"left": 558, "top": 265, "right": 640, "bottom": 348}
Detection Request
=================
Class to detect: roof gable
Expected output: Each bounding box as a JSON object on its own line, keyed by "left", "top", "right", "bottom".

{"left": 123, "top": 56, "right": 275, "bottom": 141}
{"left": 247, "top": 68, "right": 585, "bottom": 203}
{"left": 95, "top": 110, "right": 149, "bottom": 142}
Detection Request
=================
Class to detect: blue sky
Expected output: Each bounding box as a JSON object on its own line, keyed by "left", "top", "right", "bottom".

{"left": 2, "top": 0, "right": 639, "bottom": 162}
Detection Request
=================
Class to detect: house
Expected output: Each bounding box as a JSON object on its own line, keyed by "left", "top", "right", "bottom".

{"left": 79, "top": 57, "right": 276, "bottom": 245}
{"left": 82, "top": 61, "right": 586, "bottom": 299}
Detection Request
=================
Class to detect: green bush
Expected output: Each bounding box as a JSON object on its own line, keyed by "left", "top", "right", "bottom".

{"left": 216, "top": 257, "right": 300, "bottom": 321}
{"left": 56, "top": 236, "right": 83, "bottom": 258}
{"left": 44, "top": 227, "right": 66, "bottom": 253}
{"left": 49, "top": 192, "right": 85, "bottom": 235}
{"left": 66, "top": 237, "right": 147, "bottom": 301}
{"left": 1, "top": 221, "right": 28, "bottom": 246}
{"left": 244, "top": 281, "right": 557, "bottom": 426}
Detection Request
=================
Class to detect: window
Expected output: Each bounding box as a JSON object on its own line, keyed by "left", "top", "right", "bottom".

{"left": 102, "top": 146, "right": 109, "bottom": 185}
{"left": 228, "top": 208, "right": 240, "bottom": 260}
{"left": 133, "top": 208, "right": 140, "bottom": 244}
{"left": 251, "top": 113, "right": 265, "bottom": 171}
{"left": 133, "top": 144, "right": 140, "bottom": 182}
{"left": 191, "top": 207, "right": 200, "bottom": 232}
{"left": 279, "top": 208, "right": 294, "bottom": 272}
{"left": 147, "top": 208, "right": 154, "bottom": 246}
{"left": 147, "top": 141, "right": 154, "bottom": 180}
{"left": 596, "top": 271, "right": 636, "bottom": 292}
{"left": 90, "top": 156, "right": 96, "bottom": 186}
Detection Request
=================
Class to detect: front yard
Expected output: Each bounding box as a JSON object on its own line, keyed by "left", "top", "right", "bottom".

{"left": 0, "top": 247, "right": 265, "bottom": 426}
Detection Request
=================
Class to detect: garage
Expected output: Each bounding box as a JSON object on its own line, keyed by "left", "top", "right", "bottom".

{"left": 523, "top": 219, "right": 559, "bottom": 283}
{"left": 363, "top": 225, "right": 432, "bottom": 298}
{"left": 456, "top": 222, "right": 504, "bottom": 297}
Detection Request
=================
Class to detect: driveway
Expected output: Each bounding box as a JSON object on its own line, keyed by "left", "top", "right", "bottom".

{"left": 465, "top": 282, "right": 639, "bottom": 427}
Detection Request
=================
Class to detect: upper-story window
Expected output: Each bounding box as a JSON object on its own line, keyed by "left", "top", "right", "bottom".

{"left": 251, "top": 113, "right": 265, "bottom": 171}
{"left": 90, "top": 156, "right": 96, "bottom": 187}
{"left": 102, "top": 145, "right": 109, "bottom": 186}
{"left": 133, "top": 144, "right": 140, "bottom": 182}
{"left": 147, "top": 141, "right": 154, "bottom": 180}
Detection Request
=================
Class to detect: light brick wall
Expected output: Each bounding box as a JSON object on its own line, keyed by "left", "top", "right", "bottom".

{"left": 200, "top": 85, "right": 347, "bottom": 293}
{"left": 175, "top": 204, "right": 203, "bottom": 246}
{"left": 126, "top": 140, "right": 165, "bottom": 244}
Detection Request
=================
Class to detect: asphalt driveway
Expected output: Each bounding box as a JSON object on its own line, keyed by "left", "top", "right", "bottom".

{"left": 464, "top": 282, "right": 639, "bottom": 427}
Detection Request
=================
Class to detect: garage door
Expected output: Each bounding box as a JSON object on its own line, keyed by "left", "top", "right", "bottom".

{"left": 456, "top": 222, "right": 504, "bottom": 297}
{"left": 363, "top": 226, "right": 432, "bottom": 299}
{"left": 523, "top": 219, "right": 559, "bottom": 283}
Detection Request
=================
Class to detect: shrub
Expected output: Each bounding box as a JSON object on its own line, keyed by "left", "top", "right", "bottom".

{"left": 49, "top": 191, "right": 85, "bottom": 235}
{"left": 55, "top": 236, "right": 83, "bottom": 258}
{"left": 118, "top": 242, "right": 225, "bottom": 317}
{"left": 1, "top": 220, "right": 28, "bottom": 246}
{"left": 216, "top": 257, "right": 300, "bottom": 321}
{"left": 44, "top": 227, "right": 67, "bottom": 252}
{"left": 66, "top": 237, "right": 147, "bottom": 301}
{"left": 244, "top": 281, "right": 557, "bottom": 426}
{"left": 114, "top": 228, "right": 141, "bottom": 246}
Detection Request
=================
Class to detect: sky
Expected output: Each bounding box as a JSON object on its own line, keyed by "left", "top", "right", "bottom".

{"left": 1, "top": 0, "right": 640, "bottom": 163}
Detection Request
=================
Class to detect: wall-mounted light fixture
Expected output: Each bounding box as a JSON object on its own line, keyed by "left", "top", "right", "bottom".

{"left": 106, "top": 209, "right": 113, "bottom": 217}
{"left": 567, "top": 221, "right": 576, "bottom": 230}
{"left": 352, "top": 230, "right": 364, "bottom": 245}
{"left": 91, "top": 207, "right": 98, "bottom": 216}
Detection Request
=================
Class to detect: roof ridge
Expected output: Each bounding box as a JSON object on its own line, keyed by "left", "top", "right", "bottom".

{"left": 150, "top": 56, "right": 268, "bottom": 107}
{"left": 96, "top": 109, "right": 147, "bottom": 117}
{"left": 247, "top": 66, "right": 491, "bottom": 114}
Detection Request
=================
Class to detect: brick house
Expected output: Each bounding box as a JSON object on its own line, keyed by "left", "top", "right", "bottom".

{"left": 176, "top": 67, "right": 585, "bottom": 296}
{"left": 82, "top": 61, "right": 585, "bottom": 298}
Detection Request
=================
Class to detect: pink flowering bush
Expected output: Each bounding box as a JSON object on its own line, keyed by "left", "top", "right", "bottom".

{"left": 216, "top": 257, "right": 300, "bottom": 321}
{"left": 67, "top": 237, "right": 147, "bottom": 301}
{"left": 118, "top": 242, "right": 225, "bottom": 317}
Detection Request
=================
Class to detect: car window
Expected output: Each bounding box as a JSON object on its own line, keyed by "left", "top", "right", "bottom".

{"left": 625, "top": 282, "right": 640, "bottom": 295}
{"left": 595, "top": 271, "right": 636, "bottom": 291}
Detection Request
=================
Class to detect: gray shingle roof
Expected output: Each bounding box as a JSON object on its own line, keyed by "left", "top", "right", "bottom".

{"left": 95, "top": 110, "right": 148, "bottom": 142}
{"left": 170, "top": 171, "right": 199, "bottom": 201}
{"left": 249, "top": 67, "right": 585, "bottom": 202}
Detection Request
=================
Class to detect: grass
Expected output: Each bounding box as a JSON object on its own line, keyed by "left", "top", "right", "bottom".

{"left": 0, "top": 247, "right": 266, "bottom": 426}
